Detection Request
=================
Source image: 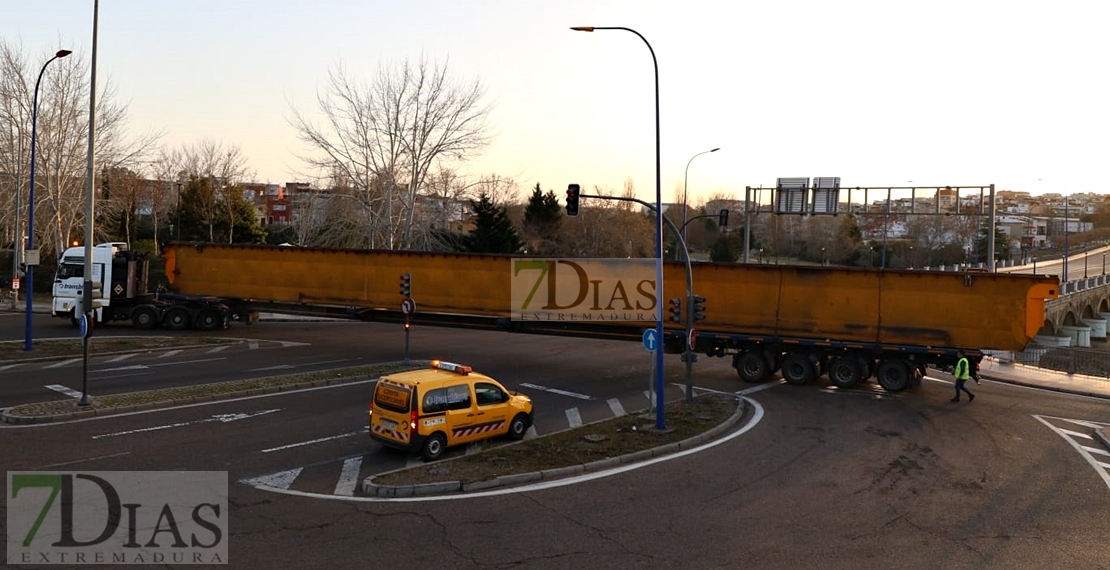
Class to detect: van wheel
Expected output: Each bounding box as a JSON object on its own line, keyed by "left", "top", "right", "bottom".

{"left": 421, "top": 433, "right": 447, "bottom": 461}
{"left": 508, "top": 414, "right": 529, "bottom": 440}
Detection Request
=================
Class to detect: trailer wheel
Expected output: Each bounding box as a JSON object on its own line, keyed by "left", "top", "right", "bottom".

{"left": 131, "top": 306, "right": 159, "bottom": 329}
{"left": 194, "top": 308, "right": 222, "bottom": 331}
{"left": 876, "top": 360, "right": 912, "bottom": 392}
{"left": 162, "top": 307, "right": 191, "bottom": 331}
{"left": 828, "top": 357, "right": 863, "bottom": 389}
{"left": 734, "top": 351, "right": 772, "bottom": 383}
{"left": 781, "top": 353, "right": 817, "bottom": 385}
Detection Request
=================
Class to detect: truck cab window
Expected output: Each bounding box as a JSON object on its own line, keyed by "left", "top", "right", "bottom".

{"left": 56, "top": 264, "right": 84, "bottom": 280}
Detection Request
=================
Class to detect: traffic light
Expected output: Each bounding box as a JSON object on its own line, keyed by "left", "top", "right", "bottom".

{"left": 668, "top": 297, "right": 682, "bottom": 323}
{"left": 718, "top": 208, "right": 729, "bottom": 228}
{"left": 400, "top": 272, "right": 411, "bottom": 298}
{"left": 566, "top": 184, "right": 580, "bottom": 216}
{"left": 691, "top": 294, "right": 707, "bottom": 322}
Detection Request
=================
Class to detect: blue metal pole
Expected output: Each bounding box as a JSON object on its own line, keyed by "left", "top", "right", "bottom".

{"left": 24, "top": 50, "right": 71, "bottom": 351}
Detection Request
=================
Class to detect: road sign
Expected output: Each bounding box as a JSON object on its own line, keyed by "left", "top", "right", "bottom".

{"left": 642, "top": 328, "right": 658, "bottom": 352}
{"left": 401, "top": 298, "right": 416, "bottom": 316}
{"left": 688, "top": 328, "right": 697, "bottom": 351}
{"left": 79, "top": 313, "right": 90, "bottom": 339}
{"left": 11, "top": 277, "right": 19, "bottom": 291}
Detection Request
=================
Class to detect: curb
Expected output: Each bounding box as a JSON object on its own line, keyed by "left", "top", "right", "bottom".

{"left": 361, "top": 395, "right": 749, "bottom": 498}
{"left": 1096, "top": 428, "right": 1110, "bottom": 452}
{"left": 980, "top": 372, "right": 1110, "bottom": 400}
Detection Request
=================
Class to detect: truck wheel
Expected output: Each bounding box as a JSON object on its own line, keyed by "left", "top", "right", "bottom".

{"left": 194, "top": 309, "right": 222, "bottom": 331}
{"left": 162, "top": 307, "right": 191, "bottom": 331}
{"left": 508, "top": 414, "right": 530, "bottom": 440}
{"left": 131, "top": 306, "right": 159, "bottom": 329}
{"left": 828, "top": 357, "right": 863, "bottom": 389}
{"left": 734, "top": 351, "right": 771, "bottom": 383}
{"left": 421, "top": 433, "right": 447, "bottom": 461}
{"left": 876, "top": 360, "right": 911, "bottom": 392}
{"left": 780, "top": 353, "right": 817, "bottom": 385}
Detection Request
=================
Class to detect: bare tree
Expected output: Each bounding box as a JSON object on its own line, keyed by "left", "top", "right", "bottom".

{"left": 288, "top": 56, "right": 492, "bottom": 250}
{"left": 177, "top": 140, "right": 253, "bottom": 243}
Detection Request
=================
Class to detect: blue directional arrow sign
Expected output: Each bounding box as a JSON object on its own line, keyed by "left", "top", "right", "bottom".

{"left": 642, "top": 328, "right": 658, "bottom": 352}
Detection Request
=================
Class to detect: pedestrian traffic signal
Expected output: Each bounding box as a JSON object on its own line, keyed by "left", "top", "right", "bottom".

{"left": 668, "top": 297, "right": 682, "bottom": 323}
{"left": 566, "top": 184, "right": 580, "bottom": 217}
{"left": 718, "top": 208, "right": 729, "bottom": 227}
{"left": 691, "top": 294, "right": 707, "bottom": 322}
{"left": 400, "top": 272, "right": 411, "bottom": 298}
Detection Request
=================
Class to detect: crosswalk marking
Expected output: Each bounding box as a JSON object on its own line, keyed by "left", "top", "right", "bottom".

{"left": 607, "top": 398, "right": 626, "bottom": 417}
{"left": 334, "top": 457, "right": 362, "bottom": 496}
{"left": 158, "top": 350, "right": 182, "bottom": 358}
{"left": 565, "top": 408, "right": 583, "bottom": 428}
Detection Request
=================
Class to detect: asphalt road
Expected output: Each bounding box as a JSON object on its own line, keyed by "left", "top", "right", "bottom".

{"left": 3, "top": 313, "right": 1109, "bottom": 569}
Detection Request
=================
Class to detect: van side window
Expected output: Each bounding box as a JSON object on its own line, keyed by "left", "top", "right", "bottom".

{"left": 475, "top": 382, "right": 505, "bottom": 406}
{"left": 422, "top": 388, "right": 449, "bottom": 414}
{"left": 445, "top": 384, "right": 471, "bottom": 411}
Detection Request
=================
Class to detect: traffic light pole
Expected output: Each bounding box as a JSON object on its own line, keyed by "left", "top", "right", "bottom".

{"left": 578, "top": 192, "right": 698, "bottom": 402}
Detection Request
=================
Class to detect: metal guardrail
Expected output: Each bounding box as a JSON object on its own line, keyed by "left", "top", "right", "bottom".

{"left": 990, "top": 344, "right": 1110, "bottom": 380}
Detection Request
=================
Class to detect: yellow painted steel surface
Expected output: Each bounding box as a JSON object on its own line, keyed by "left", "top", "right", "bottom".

{"left": 164, "top": 244, "right": 1058, "bottom": 351}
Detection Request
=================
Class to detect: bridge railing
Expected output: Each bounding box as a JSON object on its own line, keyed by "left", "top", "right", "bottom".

{"left": 987, "top": 344, "right": 1110, "bottom": 380}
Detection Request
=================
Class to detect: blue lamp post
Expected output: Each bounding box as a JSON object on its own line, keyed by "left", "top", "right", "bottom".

{"left": 25, "top": 49, "right": 73, "bottom": 352}
{"left": 572, "top": 25, "right": 665, "bottom": 430}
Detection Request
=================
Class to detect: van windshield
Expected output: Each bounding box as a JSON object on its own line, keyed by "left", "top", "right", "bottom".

{"left": 374, "top": 382, "right": 411, "bottom": 413}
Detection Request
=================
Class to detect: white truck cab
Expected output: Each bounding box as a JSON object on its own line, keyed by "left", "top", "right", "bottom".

{"left": 52, "top": 242, "right": 132, "bottom": 323}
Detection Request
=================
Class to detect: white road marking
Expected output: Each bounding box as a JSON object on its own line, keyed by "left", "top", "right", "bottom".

{"left": 38, "top": 451, "right": 131, "bottom": 469}
{"left": 280, "top": 341, "right": 310, "bottom": 347}
{"left": 607, "top": 398, "right": 626, "bottom": 417}
{"left": 248, "top": 340, "right": 259, "bottom": 350}
{"left": 243, "top": 468, "right": 302, "bottom": 491}
{"left": 565, "top": 408, "right": 583, "bottom": 428}
{"left": 44, "top": 358, "right": 80, "bottom": 369}
{"left": 92, "top": 409, "right": 281, "bottom": 439}
{"left": 248, "top": 359, "right": 359, "bottom": 373}
{"left": 251, "top": 365, "right": 295, "bottom": 371}
{"left": 1081, "top": 445, "right": 1110, "bottom": 457}
{"left": 99, "top": 357, "right": 227, "bottom": 372}
{"left": 207, "top": 345, "right": 230, "bottom": 353}
{"left": 105, "top": 353, "right": 137, "bottom": 363}
{"left": 1061, "top": 428, "right": 1093, "bottom": 439}
{"left": 158, "top": 350, "right": 183, "bottom": 358}
{"left": 518, "top": 383, "right": 592, "bottom": 400}
{"left": 99, "top": 364, "right": 148, "bottom": 371}
{"left": 737, "top": 382, "right": 783, "bottom": 395}
{"left": 0, "top": 363, "right": 26, "bottom": 372}
{"left": 1035, "top": 415, "right": 1110, "bottom": 492}
{"left": 45, "top": 384, "right": 85, "bottom": 399}
{"left": 334, "top": 457, "right": 363, "bottom": 496}
{"left": 261, "top": 428, "right": 366, "bottom": 453}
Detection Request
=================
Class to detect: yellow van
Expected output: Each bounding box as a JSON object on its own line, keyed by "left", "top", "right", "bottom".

{"left": 369, "top": 361, "right": 534, "bottom": 461}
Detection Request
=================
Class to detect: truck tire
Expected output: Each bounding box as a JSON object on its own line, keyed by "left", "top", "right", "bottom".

{"left": 828, "top": 357, "right": 863, "bottom": 389}
{"left": 781, "top": 353, "right": 817, "bottom": 385}
{"left": 131, "top": 306, "right": 159, "bottom": 329}
{"left": 876, "top": 360, "right": 912, "bottom": 392}
{"left": 162, "top": 307, "right": 191, "bottom": 331}
{"left": 194, "top": 308, "right": 222, "bottom": 331}
{"left": 734, "top": 351, "right": 772, "bottom": 383}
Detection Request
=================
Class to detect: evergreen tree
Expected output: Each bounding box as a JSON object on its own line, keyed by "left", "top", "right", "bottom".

{"left": 521, "top": 183, "right": 563, "bottom": 255}
{"left": 461, "top": 193, "right": 524, "bottom": 254}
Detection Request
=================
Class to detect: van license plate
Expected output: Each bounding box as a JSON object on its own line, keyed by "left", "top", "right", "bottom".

{"left": 381, "top": 418, "right": 398, "bottom": 430}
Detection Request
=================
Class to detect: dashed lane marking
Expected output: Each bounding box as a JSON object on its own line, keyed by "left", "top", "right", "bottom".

{"left": 565, "top": 408, "right": 583, "bottom": 428}
{"left": 158, "top": 350, "right": 182, "bottom": 358}
{"left": 104, "top": 353, "right": 137, "bottom": 363}
{"left": 607, "top": 398, "right": 626, "bottom": 417}
{"left": 207, "top": 345, "right": 230, "bottom": 353}
{"left": 0, "top": 363, "right": 25, "bottom": 372}
{"left": 261, "top": 428, "right": 367, "bottom": 453}
{"left": 44, "top": 358, "right": 80, "bottom": 369}
{"left": 518, "top": 383, "right": 592, "bottom": 400}
{"left": 248, "top": 340, "right": 259, "bottom": 350}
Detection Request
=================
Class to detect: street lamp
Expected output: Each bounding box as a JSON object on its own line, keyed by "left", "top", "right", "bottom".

{"left": 572, "top": 25, "right": 665, "bottom": 429}
{"left": 682, "top": 147, "right": 719, "bottom": 244}
{"left": 25, "top": 48, "right": 73, "bottom": 352}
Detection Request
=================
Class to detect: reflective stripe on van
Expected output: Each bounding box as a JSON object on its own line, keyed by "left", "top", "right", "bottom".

{"left": 451, "top": 420, "right": 505, "bottom": 439}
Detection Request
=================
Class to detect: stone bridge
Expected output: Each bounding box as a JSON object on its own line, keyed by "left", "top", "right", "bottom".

{"left": 1042, "top": 275, "right": 1110, "bottom": 347}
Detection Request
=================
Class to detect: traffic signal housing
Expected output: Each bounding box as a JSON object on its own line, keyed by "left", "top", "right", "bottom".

{"left": 566, "top": 184, "right": 580, "bottom": 216}
{"left": 691, "top": 294, "right": 707, "bottom": 322}
{"left": 400, "top": 272, "right": 411, "bottom": 298}
{"left": 668, "top": 297, "right": 682, "bottom": 323}
{"left": 718, "top": 208, "right": 729, "bottom": 228}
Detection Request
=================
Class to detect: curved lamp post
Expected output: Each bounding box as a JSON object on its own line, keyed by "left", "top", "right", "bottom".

{"left": 682, "top": 147, "right": 719, "bottom": 243}
{"left": 25, "top": 49, "right": 72, "bottom": 352}
{"left": 572, "top": 25, "right": 665, "bottom": 430}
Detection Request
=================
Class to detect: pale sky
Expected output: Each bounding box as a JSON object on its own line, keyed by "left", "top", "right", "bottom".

{"left": 6, "top": 0, "right": 1108, "bottom": 206}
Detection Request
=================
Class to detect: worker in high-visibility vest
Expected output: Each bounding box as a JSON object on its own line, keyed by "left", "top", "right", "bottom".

{"left": 951, "top": 351, "right": 976, "bottom": 403}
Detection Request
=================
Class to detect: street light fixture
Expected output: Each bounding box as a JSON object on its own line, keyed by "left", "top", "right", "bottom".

{"left": 25, "top": 48, "right": 73, "bottom": 352}
{"left": 572, "top": 25, "right": 665, "bottom": 429}
{"left": 682, "top": 147, "right": 719, "bottom": 244}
